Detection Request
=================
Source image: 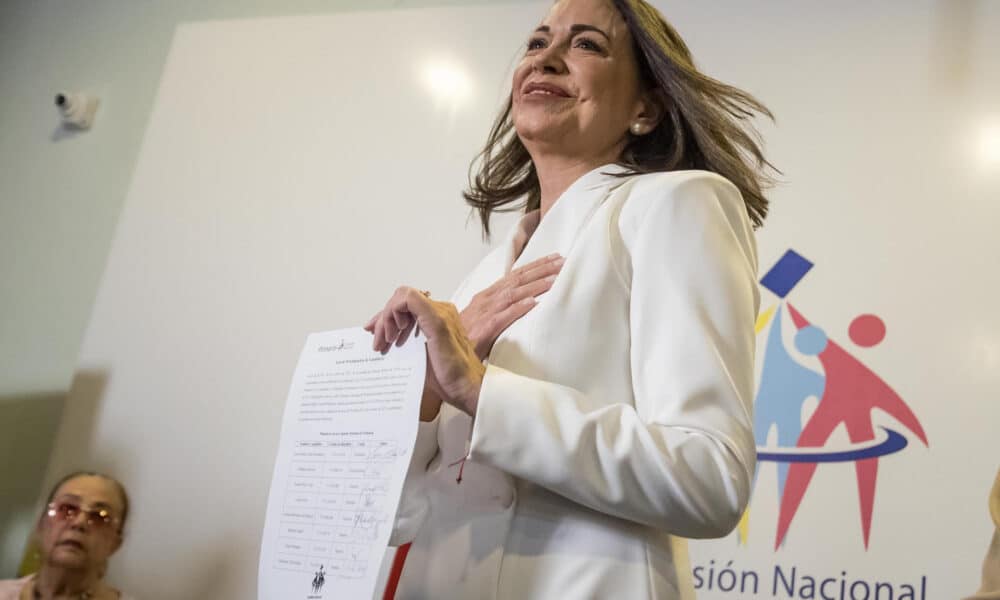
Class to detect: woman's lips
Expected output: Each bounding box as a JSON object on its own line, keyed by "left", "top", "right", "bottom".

{"left": 57, "top": 540, "right": 85, "bottom": 551}
{"left": 522, "top": 82, "right": 572, "bottom": 98}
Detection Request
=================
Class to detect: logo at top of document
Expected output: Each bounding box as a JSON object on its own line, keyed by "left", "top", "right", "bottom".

{"left": 740, "top": 249, "right": 928, "bottom": 550}
{"left": 318, "top": 339, "right": 355, "bottom": 352}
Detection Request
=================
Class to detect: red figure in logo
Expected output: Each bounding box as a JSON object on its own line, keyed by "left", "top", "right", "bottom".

{"left": 775, "top": 304, "right": 928, "bottom": 549}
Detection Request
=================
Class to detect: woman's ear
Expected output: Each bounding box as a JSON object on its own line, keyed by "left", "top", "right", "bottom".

{"left": 629, "top": 91, "right": 666, "bottom": 136}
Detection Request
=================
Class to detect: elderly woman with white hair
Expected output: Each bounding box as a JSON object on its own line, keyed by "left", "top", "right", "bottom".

{"left": 0, "top": 472, "right": 136, "bottom": 600}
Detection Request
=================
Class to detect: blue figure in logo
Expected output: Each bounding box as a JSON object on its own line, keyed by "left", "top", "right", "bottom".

{"left": 753, "top": 306, "right": 826, "bottom": 498}
{"left": 751, "top": 249, "right": 825, "bottom": 500}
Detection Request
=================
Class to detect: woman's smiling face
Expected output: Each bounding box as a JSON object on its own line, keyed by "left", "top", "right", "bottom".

{"left": 511, "top": 0, "right": 650, "bottom": 161}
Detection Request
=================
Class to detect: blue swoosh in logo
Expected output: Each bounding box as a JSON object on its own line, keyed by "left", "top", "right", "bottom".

{"left": 757, "top": 427, "right": 909, "bottom": 463}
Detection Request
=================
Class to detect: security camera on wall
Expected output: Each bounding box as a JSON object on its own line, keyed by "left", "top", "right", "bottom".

{"left": 55, "top": 91, "right": 99, "bottom": 129}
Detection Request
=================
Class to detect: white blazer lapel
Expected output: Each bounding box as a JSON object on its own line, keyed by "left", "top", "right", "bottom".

{"left": 511, "top": 164, "right": 631, "bottom": 269}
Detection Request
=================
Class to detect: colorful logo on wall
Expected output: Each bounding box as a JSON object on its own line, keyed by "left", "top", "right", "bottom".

{"left": 739, "top": 249, "right": 929, "bottom": 549}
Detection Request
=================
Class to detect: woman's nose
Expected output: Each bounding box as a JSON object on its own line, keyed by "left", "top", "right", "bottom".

{"left": 69, "top": 511, "right": 90, "bottom": 530}
{"left": 532, "top": 45, "right": 567, "bottom": 75}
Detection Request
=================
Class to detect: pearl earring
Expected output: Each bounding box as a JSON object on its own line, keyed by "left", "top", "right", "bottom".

{"left": 630, "top": 122, "right": 645, "bottom": 135}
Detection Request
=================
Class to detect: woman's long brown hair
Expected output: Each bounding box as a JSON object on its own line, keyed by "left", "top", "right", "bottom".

{"left": 463, "top": 0, "right": 777, "bottom": 238}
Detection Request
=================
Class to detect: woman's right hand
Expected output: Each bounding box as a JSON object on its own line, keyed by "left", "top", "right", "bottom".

{"left": 461, "top": 253, "right": 564, "bottom": 360}
{"left": 425, "top": 253, "right": 562, "bottom": 420}
{"left": 363, "top": 253, "right": 563, "bottom": 421}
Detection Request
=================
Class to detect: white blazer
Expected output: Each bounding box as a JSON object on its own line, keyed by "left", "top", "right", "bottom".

{"left": 389, "top": 166, "right": 760, "bottom": 600}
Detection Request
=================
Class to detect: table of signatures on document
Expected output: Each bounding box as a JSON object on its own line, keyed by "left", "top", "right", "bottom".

{"left": 271, "top": 364, "right": 412, "bottom": 579}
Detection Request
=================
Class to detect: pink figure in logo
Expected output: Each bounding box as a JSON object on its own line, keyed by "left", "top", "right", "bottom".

{"left": 775, "top": 304, "right": 928, "bottom": 549}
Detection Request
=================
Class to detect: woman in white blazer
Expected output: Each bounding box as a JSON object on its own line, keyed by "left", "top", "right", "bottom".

{"left": 366, "top": 0, "right": 775, "bottom": 598}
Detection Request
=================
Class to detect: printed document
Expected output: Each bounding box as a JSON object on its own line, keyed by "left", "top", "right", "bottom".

{"left": 258, "top": 327, "right": 425, "bottom": 600}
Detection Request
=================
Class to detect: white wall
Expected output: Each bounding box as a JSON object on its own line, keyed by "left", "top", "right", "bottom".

{"left": 0, "top": 0, "right": 512, "bottom": 397}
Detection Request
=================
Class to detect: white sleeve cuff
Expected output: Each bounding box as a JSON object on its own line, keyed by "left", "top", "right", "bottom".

{"left": 468, "top": 364, "right": 545, "bottom": 471}
{"left": 412, "top": 411, "right": 440, "bottom": 471}
{"left": 388, "top": 411, "right": 440, "bottom": 547}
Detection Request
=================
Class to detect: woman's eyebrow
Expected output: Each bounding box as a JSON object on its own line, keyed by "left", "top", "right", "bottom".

{"left": 533, "top": 24, "right": 612, "bottom": 41}
{"left": 570, "top": 24, "right": 611, "bottom": 40}
{"left": 55, "top": 494, "right": 114, "bottom": 510}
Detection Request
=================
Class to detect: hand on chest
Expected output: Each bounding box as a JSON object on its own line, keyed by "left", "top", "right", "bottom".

{"left": 460, "top": 180, "right": 637, "bottom": 400}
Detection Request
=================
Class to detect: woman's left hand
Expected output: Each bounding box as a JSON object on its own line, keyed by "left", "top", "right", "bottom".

{"left": 365, "top": 287, "right": 485, "bottom": 416}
